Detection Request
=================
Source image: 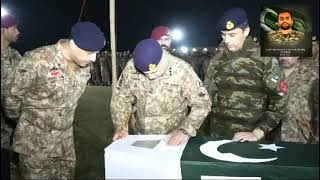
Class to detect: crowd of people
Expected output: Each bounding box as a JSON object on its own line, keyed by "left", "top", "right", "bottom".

{"left": 88, "top": 49, "right": 215, "bottom": 86}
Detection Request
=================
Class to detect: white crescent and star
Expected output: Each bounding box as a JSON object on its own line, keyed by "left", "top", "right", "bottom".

{"left": 258, "top": 143, "right": 284, "bottom": 152}
{"left": 200, "top": 140, "right": 285, "bottom": 163}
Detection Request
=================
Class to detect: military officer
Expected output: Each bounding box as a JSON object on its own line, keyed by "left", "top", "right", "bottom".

{"left": 204, "top": 7, "right": 287, "bottom": 142}
{"left": 267, "top": 10, "right": 304, "bottom": 46}
{"left": 150, "top": 25, "right": 172, "bottom": 50}
{"left": 111, "top": 39, "right": 211, "bottom": 145}
{"left": 278, "top": 57, "right": 318, "bottom": 143}
{"left": 1, "top": 14, "right": 22, "bottom": 180}
{"left": 3, "top": 22, "right": 105, "bottom": 179}
{"left": 310, "top": 79, "right": 319, "bottom": 143}
{"left": 1, "top": 14, "right": 22, "bottom": 148}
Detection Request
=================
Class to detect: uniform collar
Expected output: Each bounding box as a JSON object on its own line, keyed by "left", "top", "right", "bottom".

{"left": 223, "top": 36, "right": 258, "bottom": 59}
{"left": 161, "top": 51, "right": 174, "bottom": 78}
{"left": 276, "top": 29, "right": 295, "bottom": 37}
{"left": 1, "top": 45, "right": 12, "bottom": 52}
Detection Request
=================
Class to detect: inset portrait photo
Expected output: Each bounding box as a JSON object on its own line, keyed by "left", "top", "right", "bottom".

{"left": 260, "top": 3, "right": 312, "bottom": 57}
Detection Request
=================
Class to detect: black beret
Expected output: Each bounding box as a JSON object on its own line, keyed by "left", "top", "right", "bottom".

{"left": 217, "top": 7, "right": 248, "bottom": 32}
{"left": 71, "top": 21, "right": 106, "bottom": 51}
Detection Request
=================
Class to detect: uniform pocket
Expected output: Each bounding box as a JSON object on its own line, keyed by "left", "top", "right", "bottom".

{"left": 44, "top": 108, "right": 72, "bottom": 130}
{"left": 163, "top": 83, "right": 181, "bottom": 95}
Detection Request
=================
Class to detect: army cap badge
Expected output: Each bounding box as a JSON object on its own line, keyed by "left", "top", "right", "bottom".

{"left": 226, "top": 20, "right": 235, "bottom": 30}
{"left": 148, "top": 64, "right": 157, "bottom": 72}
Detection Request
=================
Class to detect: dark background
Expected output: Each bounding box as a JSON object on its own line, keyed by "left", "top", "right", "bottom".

{"left": 1, "top": 1, "right": 318, "bottom": 179}
{"left": 1, "top": 0, "right": 319, "bottom": 53}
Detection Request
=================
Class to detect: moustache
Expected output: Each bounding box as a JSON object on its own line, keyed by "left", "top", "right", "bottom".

{"left": 161, "top": 45, "right": 169, "bottom": 49}
{"left": 280, "top": 23, "right": 291, "bottom": 30}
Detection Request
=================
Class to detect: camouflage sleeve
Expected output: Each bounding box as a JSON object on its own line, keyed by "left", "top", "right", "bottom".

{"left": 180, "top": 66, "right": 212, "bottom": 137}
{"left": 262, "top": 57, "right": 288, "bottom": 95}
{"left": 12, "top": 48, "right": 23, "bottom": 63}
{"left": 311, "top": 79, "right": 319, "bottom": 143}
{"left": 3, "top": 53, "right": 38, "bottom": 119}
{"left": 1, "top": 68, "right": 6, "bottom": 100}
{"left": 204, "top": 57, "right": 218, "bottom": 101}
{"left": 257, "top": 57, "right": 287, "bottom": 134}
{"left": 1, "top": 48, "right": 23, "bottom": 100}
{"left": 267, "top": 32, "right": 274, "bottom": 42}
{"left": 110, "top": 63, "right": 135, "bottom": 132}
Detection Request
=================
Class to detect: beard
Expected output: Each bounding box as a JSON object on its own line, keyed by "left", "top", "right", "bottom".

{"left": 280, "top": 23, "right": 292, "bottom": 30}
{"left": 161, "top": 45, "right": 169, "bottom": 50}
{"left": 6, "top": 35, "right": 19, "bottom": 43}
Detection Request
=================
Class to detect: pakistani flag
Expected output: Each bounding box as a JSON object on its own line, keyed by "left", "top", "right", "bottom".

{"left": 104, "top": 135, "right": 318, "bottom": 179}
{"left": 181, "top": 137, "right": 319, "bottom": 180}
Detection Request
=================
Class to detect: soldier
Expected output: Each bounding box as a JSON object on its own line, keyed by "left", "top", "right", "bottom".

{"left": 301, "top": 39, "right": 319, "bottom": 74}
{"left": 3, "top": 22, "right": 105, "bottom": 179}
{"left": 310, "top": 79, "right": 319, "bottom": 143}
{"left": 204, "top": 8, "right": 287, "bottom": 142}
{"left": 121, "top": 50, "right": 132, "bottom": 69}
{"left": 90, "top": 53, "right": 102, "bottom": 85}
{"left": 111, "top": 39, "right": 211, "bottom": 145}
{"left": 278, "top": 57, "right": 318, "bottom": 143}
{"left": 150, "top": 25, "right": 172, "bottom": 50}
{"left": 151, "top": 26, "right": 204, "bottom": 80}
{"left": 267, "top": 10, "right": 304, "bottom": 46}
{"left": 1, "top": 14, "right": 22, "bottom": 180}
{"left": 99, "top": 51, "right": 112, "bottom": 86}
{"left": 195, "top": 51, "right": 211, "bottom": 82}
{"left": 201, "top": 52, "right": 212, "bottom": 82}
{"left": 1, "top": 14, "right": 22, "bottom": 144}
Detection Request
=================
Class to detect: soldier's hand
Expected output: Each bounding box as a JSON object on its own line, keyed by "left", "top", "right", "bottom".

{"left": 112, "top": 130, "right": 128, "bottom": 141}
{"left": 167, "top": 130, "right": 189, "bottom": 146}
{"left": 232, "top": 132, "right": 258, "bottom": 142}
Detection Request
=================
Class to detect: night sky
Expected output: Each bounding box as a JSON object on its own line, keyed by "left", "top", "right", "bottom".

{"left": 1, "top": 0, "right": 319, "bottom": 54}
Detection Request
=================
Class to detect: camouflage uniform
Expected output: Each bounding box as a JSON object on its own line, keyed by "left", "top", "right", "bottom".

{"left": 1, "top": 46, "right": 22, "bottom": 149}
{"left": 310, "top": 79, "right": 319, "bottom": 143}
{"left": 1, "top": 46, "right": 22, "bottom": 180}
{"left": 267, "top": 30, "right": 304, "bottom": 46}
{"left": 99, "top": 52, "right": 112, "bottom": 86}
{"left": 111, "top": 51, "right": 212, "bottom": 136}
{"left": 19, "top": 154, "right": 75, "bottom": 180}
{"left": 301, "top": 41, "right": 319, "bottom": 75}
{"left": 281, "top": 62, "right": 319, "bottom": 143}
{"left": 90, "top": 54, "right": 102, "bottom": 85}
{"left": 3, "top": 39, "right": 91, "bottom": 179}
{"left": 204, "top": 37, "right": 287, "bottom": 139}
